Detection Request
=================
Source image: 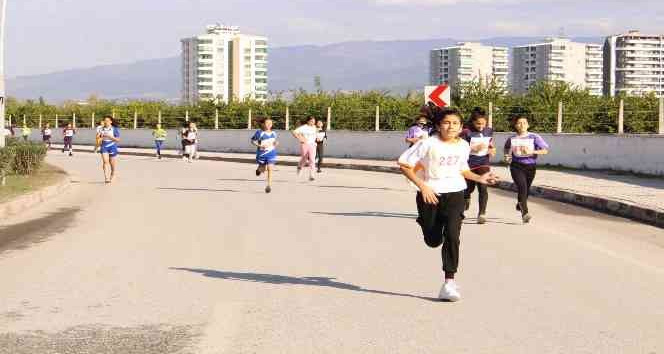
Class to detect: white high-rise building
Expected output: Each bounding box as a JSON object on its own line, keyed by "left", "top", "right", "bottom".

{"left": 511, "top": 38, "right": 603, "bottom": 95}
{"left": 182, "top": 24, "right": 268, "bottom": 104}
{"left": 430, "top": 42, "right": 509, "bottom": 88}
{"left": 603, "top": 30, "right": 664, "bottom": 97}
{"left": 585, "top": 44, "right": 604, "bottom": 96}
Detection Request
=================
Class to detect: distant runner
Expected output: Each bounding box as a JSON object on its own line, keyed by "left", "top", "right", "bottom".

{"left": 62, "top": 123, "right": 76, "bottom": 156}
{"left": 503, "top": 112, "right": 550, "bottom": 224}
{"left": 42, "top": 123, "right": 52, "bottom": 148}
{"left": 251, "top": 117, "right": 279, "bottom": 193}
{"left": 152, "top": 123, "right": 168, "bottom": 159}
{"left": 460, "top": 108, "right": 495, "bottom": 224}
{"left": 97, "top": 116, "right": 121, "bottom": 183}
{"left": 293, "top": 116, "right": 318, "bottom": 181}
{"left": 315, "top": 119, "right": 327, "bottom": 173}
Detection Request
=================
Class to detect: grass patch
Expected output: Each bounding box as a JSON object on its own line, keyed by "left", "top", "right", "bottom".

{"left": 0, "top": 164, "right": 67, "bottom": 203}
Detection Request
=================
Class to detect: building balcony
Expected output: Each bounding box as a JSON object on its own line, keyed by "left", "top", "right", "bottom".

{"left": 621, "top": 38, "right": 664, "bottom": 45}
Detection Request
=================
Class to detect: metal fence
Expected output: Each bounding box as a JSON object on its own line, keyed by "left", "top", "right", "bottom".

{"left": 5, "top": 97, "right": 664, "bottom": 135}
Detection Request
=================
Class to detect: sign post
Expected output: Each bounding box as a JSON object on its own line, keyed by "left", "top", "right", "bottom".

{"left": 424, "top": 85, "right": 451, "bottom": 107}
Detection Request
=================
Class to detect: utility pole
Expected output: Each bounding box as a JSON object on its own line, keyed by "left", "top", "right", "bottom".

{"left": 0, "top": 0, "right": 8, "bottom": 148}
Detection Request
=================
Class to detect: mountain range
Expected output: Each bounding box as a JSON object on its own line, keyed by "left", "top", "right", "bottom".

{"left": 7, "top": 36, "right": 602, "bottom": 102}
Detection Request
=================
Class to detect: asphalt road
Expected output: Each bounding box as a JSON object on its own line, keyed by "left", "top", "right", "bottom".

{"left": 1, "top": 151, "right": 663, "bottom": 353}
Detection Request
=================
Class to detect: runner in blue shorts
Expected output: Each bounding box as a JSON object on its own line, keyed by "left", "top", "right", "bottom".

{"left": 251, "top": 117, "right": 279, "bottom": 194}
{"left": 97, "top": 116, "right": 121, "bottom": 183}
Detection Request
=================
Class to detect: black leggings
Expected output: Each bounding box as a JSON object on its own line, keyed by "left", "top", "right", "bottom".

{"left": 316, "top": 143, "right": 324, "bottom": 169}
{"left": 63, "top": 137, "right": 73, "bottom": 151}
{"left": 510, "top": 162, "right": 537, "bottom": 215}
{"left": 464, "top": 166, "right": 490, "bottom": 215}
{"left": 415, "top": 191, "right": 465, "bottom": 279}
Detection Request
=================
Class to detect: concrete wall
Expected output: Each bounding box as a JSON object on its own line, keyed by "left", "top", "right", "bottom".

{"left": 27, "top": 128, "right": 664, "bottom": 176}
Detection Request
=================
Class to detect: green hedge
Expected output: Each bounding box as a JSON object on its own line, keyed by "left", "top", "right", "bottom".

{"left": 5, "top": 82, "right": 662, "bottom": 133}
{"left": 0, "top": 139, "right": 48, "bottom": 177}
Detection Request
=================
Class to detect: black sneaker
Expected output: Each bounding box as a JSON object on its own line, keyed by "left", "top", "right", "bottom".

{"left": 69, "top": 152, "right": 73, "bottom": 157}
{"left": 317, "top": 168, "right": 322, "bottom": 173}
{"left": 256, "top": 168, "right": 261, "bottom": 176}
{"left": 516, "top": 203, "right": 521, "bottom": 212}
{"left": 265, "top": 186, "right": 272, "bottom": 193}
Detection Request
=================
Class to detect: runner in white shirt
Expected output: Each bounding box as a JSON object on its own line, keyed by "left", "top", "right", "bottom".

{"left": 182, "top": 122, "right": 198, "bottom": 163}
{"left": 399, "top": 108, "right": 498, "bottom": 302}
{"left": 315, "top": 120, "right": 327, "bottom": 173}
{"left": 292, "top": 116, "right": 318, "bottom": 181}
{"left": 62, "top": 123, "right": 76, "bottom": 156}
{"left": 42, "top": 123, "right": 53, "bottom": 149}
{"left": 94, "top": 121, "right": 104, "bottom": 153}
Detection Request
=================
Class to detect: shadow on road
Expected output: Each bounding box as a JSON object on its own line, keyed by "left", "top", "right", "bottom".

{"left": 311, "top": 211, "right": 417, "bottom": 219}
{"left": 217, "top": 178, "right": 290, "bottom": 183}
{"left": 0, "top": 207, "right": 81, "bottom": 253}
{"left": 170, "top": 268, "right": 440, "bottom": 302}
{"left": 158, "top": 187, "right": 239, "bottom": 193}
{"left": 463, "top": 217, "right": 522, "bottom": 226}
{"left": 315, "top": 185, "right": 407, "bottom": 192}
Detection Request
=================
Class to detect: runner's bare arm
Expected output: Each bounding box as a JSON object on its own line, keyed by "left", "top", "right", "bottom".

{"left": 399, "top": 162, "right": 438, "bottom": 205}
{"left": 462, "top": 169, "right": 498, "bottom": 185}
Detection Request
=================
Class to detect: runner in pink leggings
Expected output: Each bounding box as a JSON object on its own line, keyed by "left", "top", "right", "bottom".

{"left": 292, "top": 116, "right": 318, "bottom": 182}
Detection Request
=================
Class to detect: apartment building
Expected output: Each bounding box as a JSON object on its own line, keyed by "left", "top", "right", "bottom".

{"left": 430, "top": 42, "right": 509, "bottom": 88}
{"left": 182, "top": 24, "right": 268, "bottom": 104}
{"left": 603, "top": 30, "right": 664, "bottom": 97}
{"left": 511, "top": 38, "right": 603, "bottom": 95}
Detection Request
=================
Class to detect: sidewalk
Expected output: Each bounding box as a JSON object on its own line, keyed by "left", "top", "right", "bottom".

{"left": 61, "top": 144, "right": 664, "bottom": 228}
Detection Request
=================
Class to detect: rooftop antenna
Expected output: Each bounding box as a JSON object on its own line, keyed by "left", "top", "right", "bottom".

{"left": 558, "top": 27, "right": 567, "bottom": 39}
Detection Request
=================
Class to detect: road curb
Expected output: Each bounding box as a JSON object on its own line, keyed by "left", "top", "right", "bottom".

{"left": 0, "top": 169, "right": 72, "bottom": 220}
{"left": 70, "top": 147, "right": 664, "bottom": 228}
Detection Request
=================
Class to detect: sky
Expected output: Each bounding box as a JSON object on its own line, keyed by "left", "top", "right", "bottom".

{"left": 5, "top": 0, "right": 664, "bottom": 77}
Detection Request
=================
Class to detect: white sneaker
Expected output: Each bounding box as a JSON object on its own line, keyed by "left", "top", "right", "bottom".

{"left": 438, "top": 281, "right": 461, "bottom": 302}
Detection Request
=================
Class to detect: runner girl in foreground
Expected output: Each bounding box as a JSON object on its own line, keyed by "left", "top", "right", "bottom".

{"left": 97, "top": 116, "right": 121, "bottom": 183}
{"left": 460, "top": 107, "right": 495, "bottom": 224}
{"left": 41, "top": 123, "right": 52, "bottom": 149}
{"left": 503, "top": 113, "right": 549, "bottom": 224}
{"left": 251, "top": 117, "right": 279, "bottom": 193}
{"left": 398, "top": 108, "right": 498, "bottom": 302}
{"left": 292, "top": 116, "right": 318, "bottom": 181}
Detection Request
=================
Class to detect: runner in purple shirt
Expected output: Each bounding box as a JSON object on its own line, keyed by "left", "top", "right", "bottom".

{"left": 503, "top": 113, "right": 550, "bottom": 224}
{"left": 405, "top": 116, "right": 431, "bottom": 147}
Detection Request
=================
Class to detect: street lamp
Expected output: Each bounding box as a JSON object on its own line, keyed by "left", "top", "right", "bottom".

{"left": 0, "top": 0, "right": 6, "bottom": 148}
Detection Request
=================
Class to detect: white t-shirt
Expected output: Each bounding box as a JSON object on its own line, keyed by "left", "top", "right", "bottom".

{"left": 398, "top": 137, "right": 470, "bottom": 194}
{"left": 294, "top": 125, "right": 318, "bottom": 145}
